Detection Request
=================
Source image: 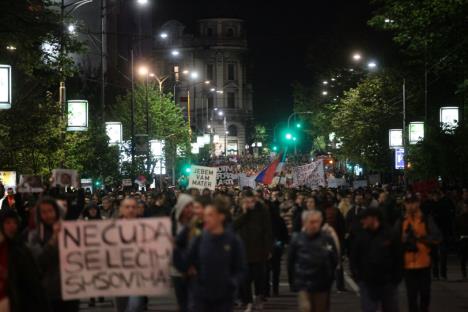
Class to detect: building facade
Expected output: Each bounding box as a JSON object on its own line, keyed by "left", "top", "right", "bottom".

{"left": 153, "top": 18, "right": 253, "bottom": 156}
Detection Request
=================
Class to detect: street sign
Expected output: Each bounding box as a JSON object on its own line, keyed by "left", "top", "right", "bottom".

{"left": 395, "top": 148, "right": 405, "bottom": 170}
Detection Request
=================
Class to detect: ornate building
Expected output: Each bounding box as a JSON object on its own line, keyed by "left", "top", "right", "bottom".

{"left": 153, "top": 18, "right": 253, "bottom": 156}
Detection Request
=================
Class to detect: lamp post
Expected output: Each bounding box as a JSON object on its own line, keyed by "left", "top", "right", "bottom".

{"left": 138, "top": 65, "right": 151, "bottom": 174}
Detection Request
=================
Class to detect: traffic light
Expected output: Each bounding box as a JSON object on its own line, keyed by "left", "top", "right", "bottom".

{"left": 94, "top": 179, "right": 102, "bottom": 188}
{"left": 285, "top": 132, "right": 293, "bottom": 140}
{"left": 292, "top": 136, "right": 297, "bottom": 142}
{"left": 272, "top": 145, "right": 278, "bottom": 152}
{"left": 296, "top": 122, "right": 302, "bottom": 129}
{"left": 182, "top": 164, "right": 192, "bottom": 174}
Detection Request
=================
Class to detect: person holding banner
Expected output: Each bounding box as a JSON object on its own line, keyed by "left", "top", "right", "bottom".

{"left": 27, "top": 197, "right": 79, "bottom": 312}
{"left": 114, "top": 197, "right": 146, "bottom": 312}
{"left": 174, "top": 197, "right": 247, "bottom": 312}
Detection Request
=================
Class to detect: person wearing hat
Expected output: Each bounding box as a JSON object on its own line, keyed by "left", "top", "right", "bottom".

{"left": 395, "top": 194, "right": 441, "bottom": 312}
{"left": 0, "top": 209, "right": 49, "bottom": 312}
{"left": 350, "top": 208, "right": 402, "bottom": 312}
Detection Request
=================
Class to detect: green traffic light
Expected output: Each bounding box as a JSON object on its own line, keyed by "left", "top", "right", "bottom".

{"left": 296, "top": 123, "right": 302, "bottom": 128}
{"left": 272, "top": 146, "right": 278, "bottom": 151}
{"left": 184, "top": 166, "right": 192, "bottom": 174}
{"left": 293, "top": 137, "right": 297, "bottom": 141}
{"left": 285, "top": 133, "right": 293, "bottom": 140}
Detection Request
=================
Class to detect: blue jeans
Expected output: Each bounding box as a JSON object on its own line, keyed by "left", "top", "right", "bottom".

{"left": 359, "top": 282, "right": 399, "bottom": 312}
{"left": 114, "top": 296, "right": 145, "bottom": 312}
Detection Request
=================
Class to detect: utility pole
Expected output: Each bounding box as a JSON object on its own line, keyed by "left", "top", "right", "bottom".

{"left": 130, "top": 49, "right": 135, "bottom": 177}
{"left": 100, "top": 0, "right": 106, "bottom": 121}
{"left": 402, "top": 79, "right": 407, "bottom": 185}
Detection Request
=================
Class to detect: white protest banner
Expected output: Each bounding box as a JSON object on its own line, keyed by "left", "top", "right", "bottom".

{"left": 59, "top": 218, "right": 172, "bottom": 300}
{"left": 239, "top": 173, "right": 256, "bottom": 189}
{"left": 353, "top": 180, "right": 368, "bottom": 189}
{"left": 122, "top": 179, "right": 132, "bottom": 187}
{"left": 217, "top": 166, "right": 238, "bottom": 185}
{"left": 17, "top": 175, "right": 44, "bottom": 193}
{"left": 327, "top": 178, "right": 347, "bottom": 189}
{"left": 292, "top": 160, "right": 326, "bottom": 189}
{"left": 188, "top": 165, "right": 217, "bottom": 191}
{"left": 52, "top": 169, "right": 79, "bottom": 188}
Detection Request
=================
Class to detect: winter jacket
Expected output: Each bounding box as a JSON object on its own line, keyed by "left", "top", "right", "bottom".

{"left": 173, "top": 229, "right": 247, "bottom": 301}
{"left": 234, "top": 202, "right": 273, "bottom": 263}
{"left": 395, "top": 212, "right": 441, "bottom": 270}
{"left": 288, "top": 231, "right": 338, "bottom": 292}
{"left": 350, "top": 226, "right": 403, "bottom": 286}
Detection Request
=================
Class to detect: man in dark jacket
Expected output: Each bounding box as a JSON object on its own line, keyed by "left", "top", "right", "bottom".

{"left": 174, "top": 198, "right": 247, "bottom": 312}
{"left": 288, "top": 210, "right": 338, "bottom": 312}
{"left": 0, "top": 209, "right": 49, "bottom": 312}
{"left": 350, "top": 208, "right": 402, "bottom": 312}
{"left": 234, "top": 189, "right": 272, "bottom": 311}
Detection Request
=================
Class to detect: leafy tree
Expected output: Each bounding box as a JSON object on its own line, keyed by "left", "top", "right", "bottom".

{"left": 252, "top": 125, "right": 268, "bottom": 144}
{"left": 113, "top": 83, "right": 191, "bottom": 177}
{"left": 331, "top": 71, "right": 403, "bottom": 171}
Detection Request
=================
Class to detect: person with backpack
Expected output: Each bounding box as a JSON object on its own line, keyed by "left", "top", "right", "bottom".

{"left": 173, "top": 197, "right": 247, "bottom": 312}
{"left": 396, "top": 194, "right": 441, "bottom": 312}
{"left": 288, "top": 210, "right": 338, "bottom": 312}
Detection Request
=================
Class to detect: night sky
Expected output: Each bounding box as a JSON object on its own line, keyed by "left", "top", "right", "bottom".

{"left": 153, "top": 0, "right": 396, "bottom": 125}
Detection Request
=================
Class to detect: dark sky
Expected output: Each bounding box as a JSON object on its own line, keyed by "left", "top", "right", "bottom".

{"left": 153, "top": 0, "right": 395, "bottom": 125}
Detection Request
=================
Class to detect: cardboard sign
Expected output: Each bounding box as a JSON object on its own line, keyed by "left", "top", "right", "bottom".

{"left": 52, "top": 169, "right": 79, "bottom": 188}
{"left": 59, "top": 218, "right": 172, "bottom": 300}
{"left": 188, "top": 165, "right": 217, "bottom": 191}
{"left": 292, "top": 160, "right": 326, "bottom": 189}
{"left": 122, "top": 179, "right": 132, "bottom": 187}
{"left": 17, "top": 175, "right": 44, "bottom": 193}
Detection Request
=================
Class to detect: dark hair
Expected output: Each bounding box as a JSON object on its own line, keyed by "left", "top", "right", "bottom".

{"left": 35, "top": 196, "right": 62, "bottom": 222}
{"left": 241, "top": 189, "right": 255, "bottom": 198}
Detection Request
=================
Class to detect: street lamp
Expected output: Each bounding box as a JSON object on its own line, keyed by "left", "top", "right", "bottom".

{"left": 160, "top": 32, "right": 168, "bottom": 39}
{"left": 171, "top": 49, "right": 180, "bottom": 56}
{"left": 138, "top": 65, "right": 151, "bottom": 174}
{"left": 137, "top": 0, "right": 148, "bottom": 4}
{"left": 367, "top": 61, "right": 377, "bottom": 69}
{"left": 352, "top": 53, "right": 362, "bottom": 61}
{"left": 67, "top": 24, "right": 76, "bottom": 34}
{"left": 322, "top": 91, "right": 328, "bottom": 96}
{"left": 190, "top": 71, "right": 199, "bottom": 80}
{"left": 138, "top": 65, "right": 149, "bottom": 76}
{"left": 322, "top": 81, "right": 328, "bottom": 85}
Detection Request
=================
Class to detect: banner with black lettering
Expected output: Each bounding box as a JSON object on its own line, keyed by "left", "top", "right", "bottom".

{"left": 59, "top": 218, "right": 172, "bottom": 300}
{"left": 188, "top": 165, "right": 218, "bottom": 191}
{"left": 216, "top": 166, "right": 238, "bottom": 186}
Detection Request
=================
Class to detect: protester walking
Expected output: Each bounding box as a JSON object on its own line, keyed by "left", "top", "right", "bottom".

{"left": 288, "top": 210, "right": 338, "bottom": 312}
{"left": 350, "top": 208, "right": 402, "bottom": 312}
{"left": 234, "top": 189, "right": 272, "bottom": 312}
{"left": 396, "top": 194, "right": 441, "bottom": 312}
{"left": 174, "top": 197, "right": 247, "bottom": 312}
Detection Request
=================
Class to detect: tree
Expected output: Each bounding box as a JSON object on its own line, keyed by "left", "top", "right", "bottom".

{"left": 113, "top": 83, "right": 191, "bottom": 177}
{"left": 331, "top": 71, "right": 403, "bottom": 171}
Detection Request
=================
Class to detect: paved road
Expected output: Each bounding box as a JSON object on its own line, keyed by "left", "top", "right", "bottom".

{"left": 83, "top": 256, "right": 468, "bottom": 311}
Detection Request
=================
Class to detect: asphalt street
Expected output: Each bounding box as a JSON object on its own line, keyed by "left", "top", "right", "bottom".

{"left": 83, "top": 256, "right": 468, "bottom": 311}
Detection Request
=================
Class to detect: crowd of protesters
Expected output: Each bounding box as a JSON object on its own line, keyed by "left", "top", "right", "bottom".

{"left": 0, "top": 179, "right": 467, "bottom": 312}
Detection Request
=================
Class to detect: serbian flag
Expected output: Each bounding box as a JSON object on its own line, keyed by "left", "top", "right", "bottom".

{"left": 255, "top": 151, "right": 286, "bottom": 185}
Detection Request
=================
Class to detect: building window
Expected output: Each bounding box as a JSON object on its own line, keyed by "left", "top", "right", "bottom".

{"left": 228, "top": 125, "right": 238, "bottom": 137}
{"left": 227, "top": 63, "right": 235, "bottom": 81}
{"left": 207, "top": 28, "right": 213, "bottom": 36}
{"left": 206, "top": 64, "right": 214, "bottom": 81}
{"left": 226, "top": 28, "right": 235, "bottom": 37}
{"left": 227, "top": 92, "right": 235, "bottom": 108}
{"left": 207, "top": 94, "right": 214, "bottom": 111}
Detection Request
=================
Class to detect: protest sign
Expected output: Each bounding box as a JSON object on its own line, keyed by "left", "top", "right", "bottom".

{"left": 353, "top": 180, "right": 368, "bottom": 189}
{"left": 59, "top": 218, "right": 172, "bottom": 300}
{"left": 292, "top": 160, "right": 326, "bottom": 189}
{"left": 327, "top": 177, "right": 347, "bottom": 189}
{"left": 217, "top": 166, "right": 238, "bottom": 185}
{"left": 122, "top": 179, "right": 132, "bottom": 187}
{"left": 188, "top": 165, "right": 217, "bottom": 191}
{"left": 239, "top": 173, "right": 256, "bottom": 189}
{"left": 51, "top": 169, "right": 79, "bottom": 188}
{"left": 0, "top": 171, "right": 16, "bottom": 189}
{"left": 17, "top": 175, "right": 44, "bottom": 193}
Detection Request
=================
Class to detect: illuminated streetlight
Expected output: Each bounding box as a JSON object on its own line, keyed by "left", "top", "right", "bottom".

{"left": 322, "top": 91, "right": 328, "bottom": 96}
{"left": 367, "top": 61, "right": 377, "bottom": 69}
{"left": 182, "top": 69, "right": 189, "bottom": 75}
{"left": 331, "top": 78, "right": 336, "bottom": 81}
{"left": 190, "top": 71, "right": 199, "bottom": 80}
{"left": 204, "top": 80, "right": 211, "bottom": 84}
{"left": 171, "top": 49, "right": 180, "bottom": 56}
{"left": 160, "top": 32, "right": 168, "bottom": 39}
{"left": 138, "top": 66, "right": 149, "bottom": 76}
{"left": 210, "top": 88, "right": 216, "bottom": 92}
{"left": 207, "top": 124, "right": 211, "bottom": 129}
{"left": 216, "top": 90, "right": 224, "bottom": 94}
{"left": 218, "top": 111, "right": 224, "bottom": 116}
{"left": 67, "top": 24, "right": 76, "bottom": 34}
{"left": 6, "top": 45, "right": 16, "bottom": 51}
{"left": 149, "top": 73, "right": 155, "bottom": 77}
{"left": 323, "top": 81, "right": 328, "bottom": 85}
{"left": 352, "top": 53, "right": 362, "bottom": 61}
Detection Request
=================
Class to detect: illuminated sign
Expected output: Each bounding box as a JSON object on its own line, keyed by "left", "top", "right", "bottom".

{"left": 409, "top": 122, "right": 424, "bottom": 144}
{"left": 395, "top": 148, "right": 405, "bottom": 170}
{"left": 105, "top": 122, "right": 123, "bottom": 145}
{"left": 67, "top": 100, "right": 88, "bottom": 131}
{"left": 0, "top": 65, "right": 12, "bottom": 109}
{"left": 440, "top": 107, "right": 459, "bottom": 130}
{"left": 150, "top": 140, "right": 166, "bottom": 174}
{"left": 389, "top": 129, "right": 403, "bottom": 148}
